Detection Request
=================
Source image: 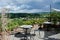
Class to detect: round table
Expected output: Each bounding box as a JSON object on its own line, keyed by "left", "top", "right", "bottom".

{"left": 20, "top": 25, "right": 32, "bottom": 29}
{"left": 20, "top": 25, "right": 32, "bottom": 40}
{"left": 43, "top": 22, "right": 52, "bottom": 24}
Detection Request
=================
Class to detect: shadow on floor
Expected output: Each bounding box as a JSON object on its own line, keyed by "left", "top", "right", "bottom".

{"left": 44, "top": 31, "right": 60, "bottom": 38}
{"left": 14, "top": 32, "right": 25, "bottom": 38}
{"left": 14, "top": 30, "right": 60, "bottom": 40}
{"left": 14, "top": 32, "right": 36, "bottom": 38}
{"left": 41, "top": 30, "right": 60, "bottom": 40}
{"left": 44, "top": 38, "right": 60, "bottom": 40}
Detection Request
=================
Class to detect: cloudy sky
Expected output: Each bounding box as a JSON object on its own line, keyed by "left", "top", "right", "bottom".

{"left": 0, "top": 0, "right": 60, "bottom": 13}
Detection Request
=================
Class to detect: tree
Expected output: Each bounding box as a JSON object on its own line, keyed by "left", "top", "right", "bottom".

{"left": 50, "top": 11, "right": 58, "bottom": 24}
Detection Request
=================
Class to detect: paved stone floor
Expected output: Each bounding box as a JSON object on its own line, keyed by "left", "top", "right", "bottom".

{"left": 9, "top": 31, "right": 60, "bottom": 40}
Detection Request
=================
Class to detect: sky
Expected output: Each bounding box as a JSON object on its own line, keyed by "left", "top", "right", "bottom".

{"left": 0, "top": 0, "right": 60, "bottom": 13}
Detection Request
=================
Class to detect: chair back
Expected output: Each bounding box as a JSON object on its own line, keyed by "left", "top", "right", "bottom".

{"left": 31, "top": 24, "right": 40, "bottom": 31}
{"left": 13, "top": 27, "right": 24, "bottom": 33}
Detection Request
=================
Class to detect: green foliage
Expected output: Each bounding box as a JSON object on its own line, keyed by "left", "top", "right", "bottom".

{"left": 0, "top": 11, "right": 60, "bottom": 31}
{"left": 50, "top": 11, "right": 60, "bottom": 24}
{"left": 6, "top": 18, "right": 24, "bottom": 31}
{"left": 7, "top": 21, "right": 18, "bottom": 31}
{"left": 23, "top": 21, "right": 32, "bottom": 25}
{"left": 5, "top": 17, "right": 48, "bottom": 31}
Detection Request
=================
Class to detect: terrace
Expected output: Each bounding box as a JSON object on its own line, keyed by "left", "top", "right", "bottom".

{"left": 0, "top": 8, "right": 60, "bottom": 40}
{"left": 0, "top": 23, "right": 60, "bottom": 40}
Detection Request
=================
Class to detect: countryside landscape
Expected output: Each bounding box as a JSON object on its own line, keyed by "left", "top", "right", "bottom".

{"left": 0, "top": 0, "right": 60, "bottom": 40}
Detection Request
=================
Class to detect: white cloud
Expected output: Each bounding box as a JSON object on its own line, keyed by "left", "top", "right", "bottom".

{"left": 54, "top": 0, "right": 60, "bottom": 2}
{"left": 0, "top": 5, "right": 39, "bottom": 13}
{"left": 53, "top": 0, "right": 60, "bottom": 3}
{"left": 9, "top": 9, "right": 42, "bottom": 13}
{"left": 25, "top": 9, "right": 42, "bottom": 13}
{"left": 43, "top": 5, "right": 50, "bottom": 9}
{"left": 0, "top": 4, "right": 52, "bottom": 13}
{"left": 20, "top": 4, "right": 32, "bottom": 9}
{"left": 5, "top": 5, "right": 11, "bottom": 8}
{"left": 52, "top": 8, "right": 60, "bottom": 11}
{"left": 35, "top": 0, "right": 44, "bottom": 2}
{"left": 0, "top": 0, "right": 60, "bottom": 13}
{"left": 0, "top": 0, "right": 13, "bottom": 6}
{"left": 4, "top": 4, "right": 32, "bottom": 11}
{"left": 15, "top": 0, "right": 32, "bottom": 4}
{"left": 45, "top": 5, "right": 50, "bottom": 8}
{"left": 14, "top": 0, "right": 44, "bottom": 4}
{"left": 4, "top": 5, "right": 42, "bottom": 13}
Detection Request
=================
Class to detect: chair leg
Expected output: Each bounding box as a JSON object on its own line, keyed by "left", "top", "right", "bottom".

{"left": 32, "top": 31, "right": 35, "bottom": 40}
{"left": 30, "top": 34, "right": 31, "bottom": 40}
{"left": 30, "top": 31, "right": 36, "bottom": 40}
{"left": 34, "top": 31, "right": 35, "bottom": 34}
{"left": 32, "top": 36, "right": 34, "bottom": 40}
{"left": 39, "top": 30, "right": 40, "bottom": 38}
{"left": 29, "top": 35, "right": 34, "bottom": 40}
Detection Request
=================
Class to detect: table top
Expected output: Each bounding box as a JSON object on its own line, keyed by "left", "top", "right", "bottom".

{"left": 43, "top": 22, "right": 52, "bottom": 24}
{"left": 43, "top": 22, "right": 60, "bottom": 25}
{"left": 20, "top": 25, "right": 32, "bottom": 29}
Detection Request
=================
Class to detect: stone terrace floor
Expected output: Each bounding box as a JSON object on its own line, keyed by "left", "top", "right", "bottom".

{"left": 8, "top": 30, "right": 60, "bottom": 40}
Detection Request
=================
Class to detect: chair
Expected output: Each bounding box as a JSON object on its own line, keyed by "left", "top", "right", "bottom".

{"left": 11, "top": 27, "right": 24, "bottom": 35}
{"left": 30, "top": 24, "right": 41, "bottom": 39}
{"left": 14, "top": 27, "right": 28, "bottom": 40}
{"left": 14, "top": 27, "right": 35, "bottom": 40}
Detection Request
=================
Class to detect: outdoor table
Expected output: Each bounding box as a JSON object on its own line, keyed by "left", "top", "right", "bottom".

{"left": 43, "top": 22, "right": 53, "bottom": 31}
{"left": 44, "top": 22, "right": 60, "bottom": 31}
{"left": 20, "top": 25, "right": 32, "bottom": 40}
{"left": 43, "top": 22, "right": 52, "bottom": 24}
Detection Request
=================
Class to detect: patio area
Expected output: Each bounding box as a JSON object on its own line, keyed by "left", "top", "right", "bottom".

{"left": 8, "top": 30, "right": 60, "bottom": 40}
